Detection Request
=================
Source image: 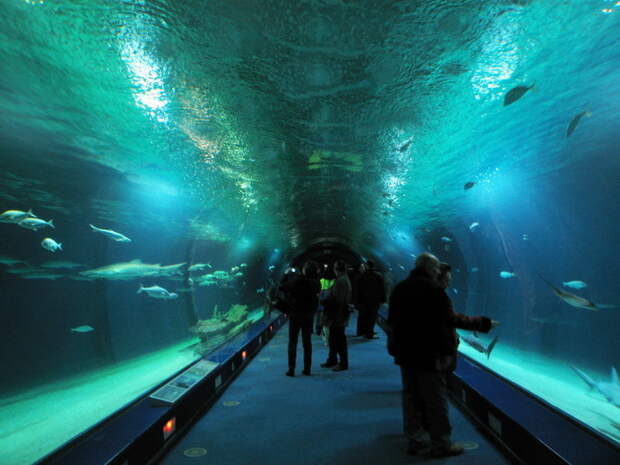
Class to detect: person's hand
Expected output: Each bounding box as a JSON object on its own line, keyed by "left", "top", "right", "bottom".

{"left": 490, "top": 320, "right": 501, "bottom": 329}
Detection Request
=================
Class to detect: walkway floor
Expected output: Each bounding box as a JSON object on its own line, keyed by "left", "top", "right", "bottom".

{"left": 158, "top": 316, "right": 514, "bottom": 465}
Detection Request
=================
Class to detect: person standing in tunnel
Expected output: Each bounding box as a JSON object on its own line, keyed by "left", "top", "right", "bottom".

{"left": 320, "top": 260, "right": 352, "bottom": 371}
{"left": 355, "top": 260, "right": 386, "bottom": 339}
{"left": 387, "top": 253, "right": 498, "bottom": 457}
{"left": 279, "top": 261, "right": 321, "bottom": 377}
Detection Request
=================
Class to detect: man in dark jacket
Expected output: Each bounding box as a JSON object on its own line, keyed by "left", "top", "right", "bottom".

{"left": 280, "top": 261, "right": 321, "bottom": 377}
{"left": 388, "top": 253, "right": 498, "bottom": 458}
{"left": 355, "top": 260, "right": 386, "bottom": 339}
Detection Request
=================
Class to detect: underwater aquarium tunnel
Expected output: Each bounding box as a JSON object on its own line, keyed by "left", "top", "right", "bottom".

{"left": 1, "top": 1, "right": 620, "bottom": 464}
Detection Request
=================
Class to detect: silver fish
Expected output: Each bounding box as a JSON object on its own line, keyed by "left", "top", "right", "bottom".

{"left": 89, "top": 224, "right": 131, "bottom": 242}
{"left": 540, "top": 276, "right": 599, "bottom": 311}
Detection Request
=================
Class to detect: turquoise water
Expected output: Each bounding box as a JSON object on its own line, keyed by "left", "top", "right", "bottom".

{"left": 1, "top": 1, "right": 619, "bottom": 462}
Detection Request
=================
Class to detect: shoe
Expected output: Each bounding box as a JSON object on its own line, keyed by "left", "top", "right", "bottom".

{"left": 302, "top": 369, "right": 311, "bottom": 376}
{"left": 285, "top": 369, "right": 294, "bottom": 377}
{"left": 320, "top": 362, "right": 337, "bottom": 368}
{"left": 430, "top": 443, "right": 464, "bottom": 457}
{"left": 407, "top": 439, "right": 430, "bottom": 455}
{"left": 332, "top": 365, "right": 348, "bottom": 372}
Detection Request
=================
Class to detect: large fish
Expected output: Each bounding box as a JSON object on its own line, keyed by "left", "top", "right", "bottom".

{"left": 571, "top": 365, "right": 620, "bottom": 408}
{"left": 566, "top": 110, "right": 592, "bottom": 137}
{"left": 460, "top": 334, "right": 499, "bottom": 360}
{"left": 18, "top": 217, "right": 54, "bottom": 230}
{"left": 0, "top": 208, "right": 37, "bottom": 223}
{"left": 137, "top": 284, "right": 178, "bottom": 300}
{"left": 504, "top": 83, "right": 535, "bottom": 106}
{"left": 89, "top": 224, "right": 131, "bottom": 242}
{"left": 539, "top": 276, "right": 599, "bottom": 310}
{"left": 79, "top": 259, "right": 184, "bottom": 280}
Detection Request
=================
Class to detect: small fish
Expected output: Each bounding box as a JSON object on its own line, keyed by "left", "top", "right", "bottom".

{"left": 464, "top": 182, "right": 475, "bottom": 190}
{"left": 0, "top": 208, "right": 37, "bottom": 223}
{"left": 469, "top": 222, "right": 480, "bottom": 232}
{"left": 399, "top": 139, "right": 413, "bottom": 152}
{"left": 499, "top": 271, "right": 516, "bottom": 279}
{"left": 562, "top": 280, "right": 587, "bottom": 289}
{"left": 268, "top": 265, "right": 276, "bottom": 271}
{"left": 230, "top": 266, "right": 240, "bottom": 273}
{"left": 566, "top": 110, "right": 592, "bottom": 137}
{"left": 471, "top": 267, "right": 479, "bottom": 273}
{"left": 41, "top": 238, "right": 62, "bottom": 253}
{"left": 452, "top": 288, "right": 459, "bottom": 295}
{"left": 89, "top": 224, "right": 131, "bottom": 242}
{"left": 239, "top": 263, "right": 248, "bottom": 268}
{"left": 71, "top": 325, "right": 94, "bottom": 333}
{"left": 522, "top": 234, "right": 529, "bottom": 241}
{"left": 440, "top": 236, "right": 452, "bottom": 243}
{"left": 234, "top": 272, "right": 243, "bottom": 277}
{"left": 398, "top": 264, "right": 406, "bottom": 270}
{"left": 256, "top": 287, "right": 265, "bottom": 294}
{"left": 18, "top": 217, "right": 54, "bottom": 230}
{"left": 504, "top": 83, "right": 535, "bottom": 106}
{"left": 137, "top": 284, "right": 178, "bottom": 299}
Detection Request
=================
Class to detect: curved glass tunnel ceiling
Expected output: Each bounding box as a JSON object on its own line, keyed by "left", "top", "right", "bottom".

{"left": 2, "top": 2, "right": 620, "bottom": 462}
{"left": 6, "top": 0, "right": 619, "bottom": 255}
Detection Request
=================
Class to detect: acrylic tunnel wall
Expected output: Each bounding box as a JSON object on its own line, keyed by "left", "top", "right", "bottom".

{"left": 2, "top": 1, "right": 620, "bottom": 465}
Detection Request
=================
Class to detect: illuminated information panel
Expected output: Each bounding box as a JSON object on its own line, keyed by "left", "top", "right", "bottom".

{"left": 149, "top": 359, "right": 219, "bottom": 404}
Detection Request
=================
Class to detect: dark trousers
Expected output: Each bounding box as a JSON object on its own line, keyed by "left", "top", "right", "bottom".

{"left": 326, "top": 326, "right": 348, "bottom": 368}
{"left": 288, "top": 318, "right": 313, "bottom": 371}
{"left": 356, "top": 302, "right": 380, "bottom": 337}
{"left": 400, "top": 365, "right": 451, "bottom": 447}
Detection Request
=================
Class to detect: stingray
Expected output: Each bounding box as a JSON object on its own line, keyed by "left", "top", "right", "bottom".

{"left": 566, "top": 110, "right": 592, "bottom": 137}
{"left": 504, "top": 83, "right": 535, "bottom": 106}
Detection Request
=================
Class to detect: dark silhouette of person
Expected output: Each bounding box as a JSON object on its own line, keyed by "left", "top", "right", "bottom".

{"left": 320, "top": 260, "right": 352, "bottom": 371}
{"left": 355, "top": 260, "right": 386, "bottom": 339}
{"left": 280, "top": 261, "right": 321, "bottom": 376}
{"left": 388, "top": 253, "right": 498, "bottom": 457}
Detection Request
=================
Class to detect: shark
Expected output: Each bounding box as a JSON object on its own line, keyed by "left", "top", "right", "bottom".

{"left": 539, "top": 276, "right": 616, "bottom": 311}
{"left": 570, "top": 365, "right": 620, "bottom": 408}
{"left": 460, "top": 334, "right": 499, "bottom": 359}
{"left": 79, "top": 259, "right": 185, "bottom": 280}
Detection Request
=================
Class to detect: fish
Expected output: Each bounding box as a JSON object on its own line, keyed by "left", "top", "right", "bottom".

{"left": 469, "top": 222, "right": 480, "bottom": 232}
{"left": 79, "top": 259, "right": 183, "bottom": 280}
{"left": 522, "top": 234, "right": 529, "bottom": 241}
{"left": 213, "top": 270, "right": 229, "bottom": 278}
{"left": 268, "top": 265, "right": 276, "bottom": 271}
{"left": 539, "top": 276, "right": 600, "bottom": 311}
{"left": 137, "top": 284, "right": 178, "bottom": 299}
{"left": 40, "top": 261, "right": 82, "bottom": 269}
{"left": 231, "top": 266, "right": 240, "bottom": 273}
{"left": 440, "top": 236, "right": 452, "bottom": 243}
{"left": 471, "top": 267, "right": 479, "bottom": 272}
{"left": 239, "top": 263, "right": 248, "bottom": 268}
{"left": 562, "top": 280, "right": 587, "bottom": 289}
{"left": 460, "top": 334, "right": 499, "bottom": 360}
{"left": 0, "top": 208, "right": 37, "bottom": 223}
{"left": 18, "top": 217, "right": 54, "bottom": 230}
{"left": 233, "top": 272, "right": 243, "bottom": 277}
{"left": 399, "top": 139, "right": 413, "bottom": 152}
{"left": 41, "top": 238, "right": 62, "bottom": 253}
{"left": 256, "top": 288, "right": 265, "bottom": 294}
{"left": 499, "top": 271, "right": 516, "bottom": 279}
{"left": 504, "top": 83, "right": 535, "bottom": 106}
{"left": 566, "top": 110, "right": 592, "bottom": 137}
{"left": 89, "top": 224, "right": 131, "bottom": 242}
{"left": 451, "top": 288, "right": 458, "bottom": 295}
{"left": 398, "top": 264, "right": 406, "bottom": 270}
{"left": 71, "top": 325, "right": 94, "bottom": 333}
{"left": 464, "top": 182, "right": 475, "bottom": 190}
{"left": 0, "top": 256, "right": 26, "bottom": 266}
{"left": 570, "top": 365, "right": 620, "bottom": 407}
{"left": 188, "top": 263, "right": 209, "bottom": 272}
